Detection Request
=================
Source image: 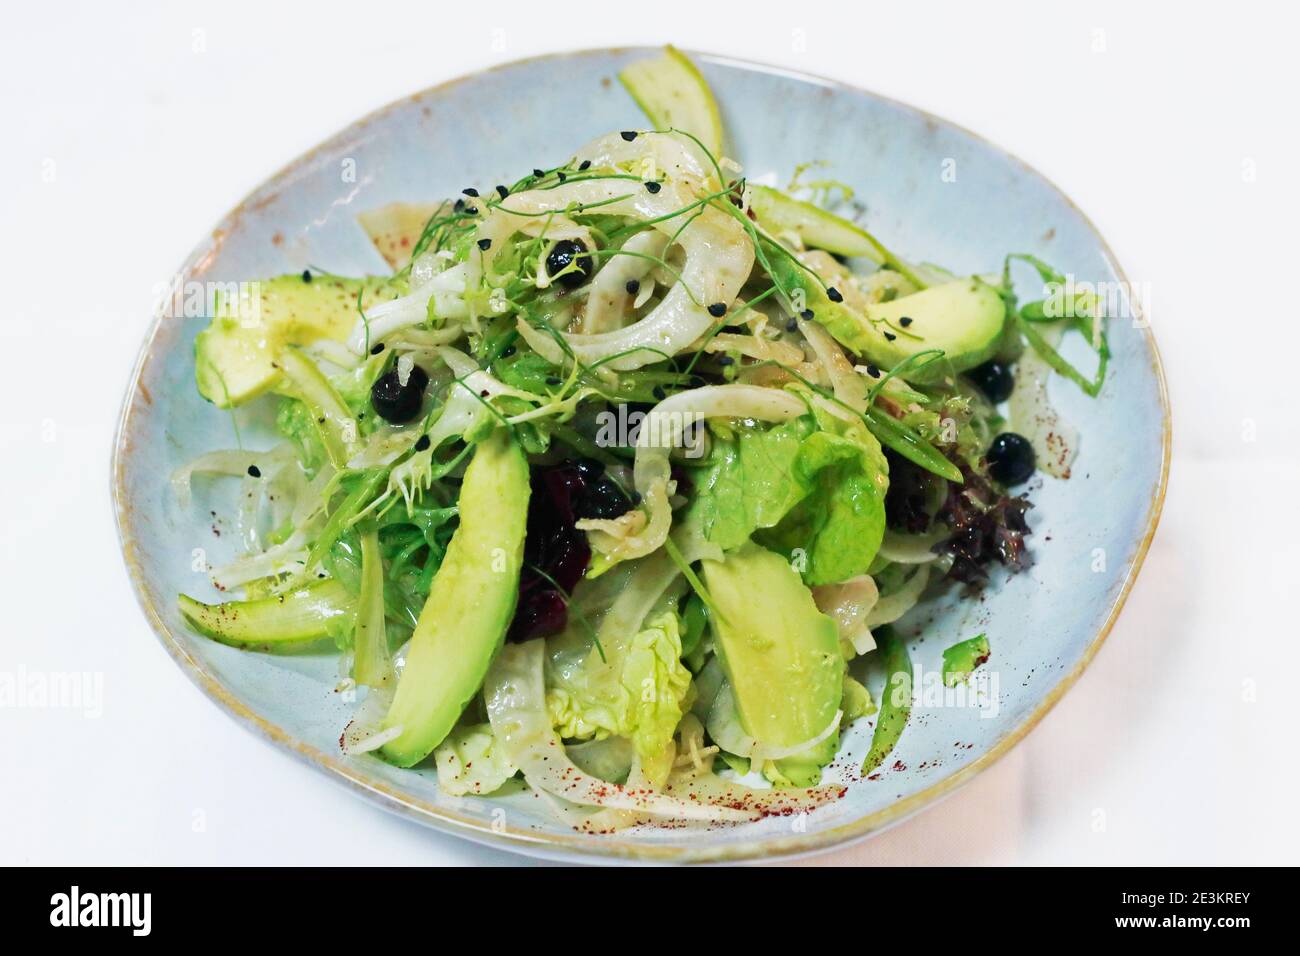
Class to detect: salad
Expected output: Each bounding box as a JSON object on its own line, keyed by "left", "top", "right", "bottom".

{"left": 175, "top": 47, "right": 1108, "bottom": 827}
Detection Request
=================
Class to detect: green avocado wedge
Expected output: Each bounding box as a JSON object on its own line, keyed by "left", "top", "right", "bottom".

{"left": 701, "top": 542, "right": 844, "bottom": 781}
{"left": 857, "top": 278, "right": 1006, "bottom": 383}
{"left": 194, "top": 274, "right": 405, "bottom": 407}
{"left": 769, "top": 248, "right": 1004, "bottom": 384}
{"left": 379, "top": 429, "right": 530, "bottom": 767}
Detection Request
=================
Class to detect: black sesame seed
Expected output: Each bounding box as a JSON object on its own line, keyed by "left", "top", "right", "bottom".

{"left": 899, "top": 316, "right": 913, "bottom": 327}
{"left": 495, "top": 185, "right": 509, "bottom": 199}
{"left": 579, "top": 160, "right": 591, "bottom": 171}
{"left": 247, "top": 465, "right": 261, "bottom": 478}
{"left": 707, "top": 302, "right": 727, "bottom": 318}
{"left": 532, "top": 168, "right": 545, "bottom": 178}
{"left": 645, "top": 181, "right": 662, "bottom": 194}
{"left": 800, "top": 309, "right": 814, "bottom": 320}
{"left": 621, "top": 131, "right": 638, "bottom": 141}
{"left": 477, "top": 238, "right": 492, "bottom": 251}
{"left": 883, "top": 331, "right": 897, "bottom": 341}
{"left": 545, "top": 376, "right": 561, "bottom": 386}
{"left": 826, "top": 287, "right": 843, "bottom": 302}
{"left": 557, "top": 171, "right": 567, "bottom": 183}
{"left": 625, "top": 279, "right": 640, "bottom": 295}
{"left": 454, "top": 198, "right": 465, "bottom": 212}
{"left": 301, "top": 269, "right": 312, "bottom": 283}
{"left": 414, "top": 434, "right": 431, "bottom": 452}
{"left": 370, "top": 343, "right": 384, "bottom": 355}
{"left": 786, "top": 318, "right": 798, "bottom": 332}
{"left": 501, "top": 345, "right": 517, "bottom": 358}
{"left": 462, "top": 187, "right": 479, "bottom": 197}
{"left": 463, "top": 205, "right": 478, "bottom": 215}
{"left": 866, "top": 364, "right": 881, "bottom": 378}
{"left": 718, "top": 355, "right": 735, "bottom": 366}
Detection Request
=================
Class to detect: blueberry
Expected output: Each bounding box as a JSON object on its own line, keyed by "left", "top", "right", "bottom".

{"left": 370, "top": 364, "right": 428, "bottom": 424}
{"left": 967, "top": 360, "right": 1015, "bottom": 404}
{"left": 575, "top": 476, "right": 633, "bottom": 520}
{"left": 546, "top": 239, "right": 593, "bottom": 289}
{"left": 986, "top": 433, "right": 1035, "bottom": 485}
{"left": 572, "top": 457, "right": 605, "bottom": 481}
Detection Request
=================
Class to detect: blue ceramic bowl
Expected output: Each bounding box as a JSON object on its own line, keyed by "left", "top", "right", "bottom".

{"left": 112, "top": 48, "right": 1169, "bottom": 863}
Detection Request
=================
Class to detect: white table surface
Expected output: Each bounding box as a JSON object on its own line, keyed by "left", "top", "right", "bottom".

{"left": 2, "top": 0, "right": 1295, "bottom": 865}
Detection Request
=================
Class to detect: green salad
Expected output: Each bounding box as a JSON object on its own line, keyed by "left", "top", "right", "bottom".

{"left": 176, "top": 47, "right": 1108, "bottom": 826}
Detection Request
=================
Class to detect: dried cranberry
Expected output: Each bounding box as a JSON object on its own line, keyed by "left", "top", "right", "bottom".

{"left": 508, "top": 463, "right": 592, "bottom": 642}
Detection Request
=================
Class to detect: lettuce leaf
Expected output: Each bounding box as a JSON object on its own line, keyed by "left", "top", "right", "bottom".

{"left": 545, "top": 611, "right": 692, "bottom": 788}
{"left": 692, "top": 418, "right": 810, "bottom": 551}
{"left": 691, "top": 406, "right": 889, "bottom": 586}
{"left": 433, "top": 722, "right": 517, "bottom": 796}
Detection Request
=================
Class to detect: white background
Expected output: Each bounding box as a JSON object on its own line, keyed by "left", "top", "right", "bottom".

{"left": 2, "top": 0, "right": 1295, "bottom": 865}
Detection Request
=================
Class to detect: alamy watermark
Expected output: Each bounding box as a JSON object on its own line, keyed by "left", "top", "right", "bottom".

{"left": 593, "top": 405, "right": 706, "bottom": 458}
{"left": 153, "top": 273, "right": 262, "bottom": 325}
{"left": 0, "top": 666, "right": 103, "bottom": 718}
{"left": 50, "top": 886, "right": 150, "bottom": 936}
{"left": 1041, "top": 274, "right": 1152, "bottom": 327}
{"left": 882, "top": 663, "right": 1000, "bottom": 719}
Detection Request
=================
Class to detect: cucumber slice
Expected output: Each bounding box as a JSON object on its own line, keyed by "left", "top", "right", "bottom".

{"left": 750, "top": 185, "right": 885, "bottom": 262}
{"left": 750, "top": 185, "right": 924, "bottom": 286}
{"left": 619, "top": 45, "right": 723, "bottom": 158}
{"left": 177, "top": 580, "right": 354, "bottom": 650}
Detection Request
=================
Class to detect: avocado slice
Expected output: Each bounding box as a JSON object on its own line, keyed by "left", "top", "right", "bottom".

{"left": 768, "top": 246, "right": 1004, "bottom": 384}
{"left": 701, "top": 543, "right": 845, "bottom": 776}
{"left": 379, "top": 429, "right": 530, "bottom": 767}
{"left": 194, "top": 274, "right": 405, "bottom": 407}
{"left": 855, "top": 279, "right": 1006, "bottom": 383}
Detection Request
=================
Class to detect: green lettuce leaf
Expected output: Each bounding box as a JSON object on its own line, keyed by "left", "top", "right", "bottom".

{"left": 546, "top": 611, "right": 692, "bottom": 788}
{"left": 691, "top": 404, "right": 889, "bottom": 586}
{"left": 433, "top": 722, "right": 517, "bottom": 796}
{"left": 692, "top": 418, "right": 811, "bottom": 551}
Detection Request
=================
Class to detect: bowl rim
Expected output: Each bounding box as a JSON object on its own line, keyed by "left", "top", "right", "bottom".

{"left": 111, "top": 46, "right": 1171, "bottom": 865}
